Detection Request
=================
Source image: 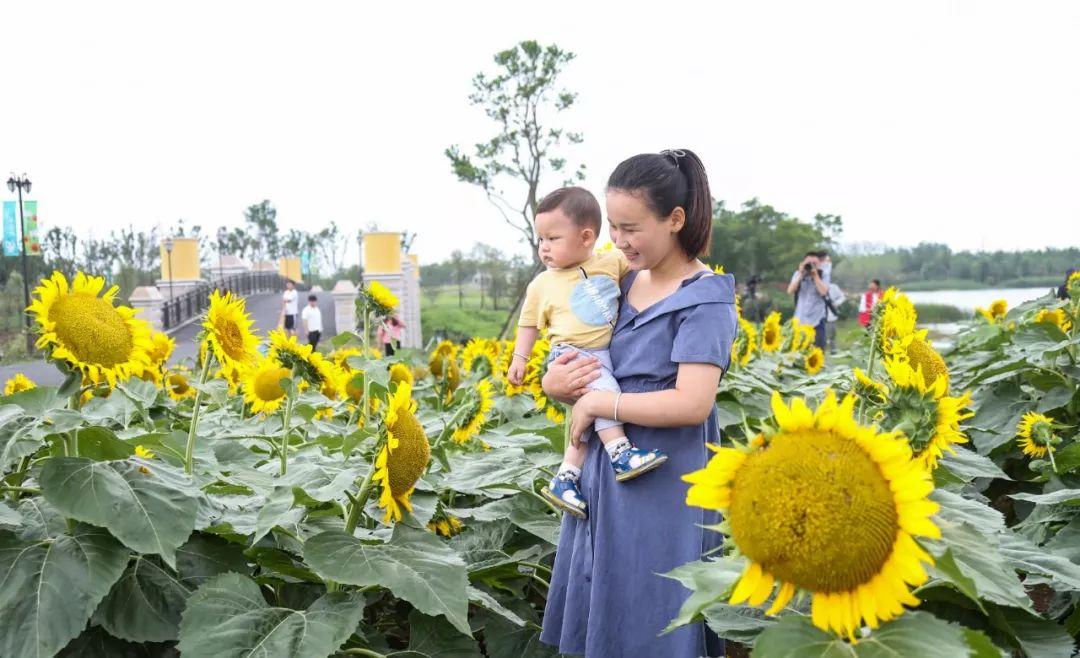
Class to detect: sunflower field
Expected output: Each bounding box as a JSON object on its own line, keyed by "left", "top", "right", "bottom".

{"left": 1, "top": 270, "right": 1079, "bottom": 657}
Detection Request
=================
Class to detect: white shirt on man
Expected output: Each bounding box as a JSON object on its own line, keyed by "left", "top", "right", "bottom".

{"left": 301, "top": 304, "right": 323, "bottom": 333}
{"left": 283, "top": 289, "right": 298, "bottom": 315}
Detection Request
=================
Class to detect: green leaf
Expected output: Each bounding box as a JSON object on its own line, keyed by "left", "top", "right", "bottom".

{"left": 926, "top": 522, "right": 1031, "bottom": 610}
{"left": 282, "top": 460, "right": 362, "bottom": 502}
{"left": 178, "top": 572, "right": 365, "bottom": 658}
{"left": 962, "top": 628, "right": 1007, "bottom": 658}
{"left": 175, "top": 532, "right": 251, "bottom": 586}
{"left": 406, "top": 610, "right": 482, "bottom": 658}
{"left": 16, "top": 497, "right": 67, "bottom": 540}
{"left": 467, "top": 585, "right": 525, "bottom": 627}
{"left": 937, "top": 448, "right": 1010, "bottom": 481}
{"left": 0, "top": 502, "right": 21, "bottom": 527}
{"left": 999, "top": 532, "right": 1080, "bottom": 593}
{"left": 305, "top": 526, "right": 471, "bottom": 636}
{"left": 0, "top": 524, "right": 129, "bottom": 658}
{"left": 1010, "top": 489, "right": 1080, "bottom": 505}
{"left": 252, "top": 486, "right": 298, "bottom": 545}
{"left": 441, "top": 447, "right": 539, "bottom": 495}
{"left": 661, "top": 558, "right": 744, "bottom": 632}
{"left": 0, "top": 407, "right": 43, "bottom": 470}
{"left": 6, "top": 385, "right": 65, "bottom": 416}
{"left": 701, "top": 603, "right": 775, "bottom": 643}
{"left": 95, "top": 555, "right": 191, "bottom": 642}
{"left": 987, "top": 605, "right": 1073, "bottom": 658}
{"left": 483, "top": 611, "right": 557, "bottom": 658}
{"left": 752, "top": 612, "right": 968, "bottom": 658}
{"left": 453, "top": 494, "right": 559, "bottom": 545}
{"left": 930, "top": 489, "right": 1006, "bottom": 535}
{"left": 40, "top": 456, "right": 200, "bottom": 567}
{"left": 59, "top": 625, "right": 167, "bottom": 657}
{"left": 76, "top": 427, "right": 135, "bottom": 461}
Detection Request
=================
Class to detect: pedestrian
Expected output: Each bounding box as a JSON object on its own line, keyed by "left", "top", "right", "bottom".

{"left": 858, "top": 279, "right": 883, "bottom": 328}
{"left": 281, "top": 280, "right": 298, "bottom": 338}
{"left": 376, "top": 315, "right": 405, "bottom": 356}
{"left": 301, "top": 294, "right": 322, "bottom": 349}
{"left": 825, "top": 281, "right": 846, "bottom": 354}
{"left": 786, "top": 251, "right": 831, "bottom": 349}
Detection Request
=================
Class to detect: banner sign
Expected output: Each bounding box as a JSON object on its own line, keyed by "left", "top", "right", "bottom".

{"left": 300, "top": 251, "right": 311, "bottom": 276}
{"left": 1, "top": 202, "right": 15, "bottom": 257}
{"left": 1, "top": 200, "right": 41, "bottom": 257}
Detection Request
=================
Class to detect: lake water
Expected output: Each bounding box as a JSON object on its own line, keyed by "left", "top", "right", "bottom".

{"left": 906, "top": 287, "right": 1053, "bottom": 311}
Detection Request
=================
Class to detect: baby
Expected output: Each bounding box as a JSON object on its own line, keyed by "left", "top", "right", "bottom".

{"left": 507, "top": 187, "right": 666, "bottom": 519}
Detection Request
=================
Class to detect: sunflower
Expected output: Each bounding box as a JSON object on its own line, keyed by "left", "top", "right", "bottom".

{"left": 148, "top": 331, "right": 175, "bottom": 368}
{"left": 1035, "top": 308, "right": 1072, "bottom": 332}
{"left": 882, "top": 357, "right": 973, "bottom": 469}
{"left": 3, "top": 373, "right": 35, "bottom": 396}
{"left": 1068, "top": 270, "right": 1080, "bottom": 297}
{"left": 428, "top": 340, "right": 458, "bottom": 377}
{"left": 1017, "top": 412, "right": 1057, "bottom": 459}
{"left": 134, "top": 445, "right": 155, "bottom": 459}
{"left": 412, "top": 365, "right": 431, "bottom": 381}
{"left": 872, "top": 288, "right": 918, "bottom": 353}
{"left": 268, "top": 329, "right": 326, "bottom": 389}
{"left": 373, "top": 382, "right": 430, "bottom": 522}
{"left": 166, "top": 367, "right": 197, "bottom": 401}
{"left": 427, "top": 513, "right": 465, "bottom": 537}
{"left": 216, "top": 361, "right": 244, "bottom": 395}
{"left": 461, "top": 338, "right": 500, "bottom": 377}
{"left": 683, "top": 391, "right": 940, "bottom": 639}
{"left": 315, "top": 357, "right": 347, "bottom": 401}
{"left": 852, "top": 368, "right": 888, "bottom": 403}
{"left": 892, "top": 333, "right": 949, "bottom": 390}
{"left": 203, "top": 290, "right": 260, "bottom": 370}
{"left": 761, "top": 312, "right": 782, "bottom": 352}
{"left": 989, "top": 299, "right": 1008, "bottom": 319}
{"left": 523, "top": 337, "right": 563, "bottom": 422}
{"left": 389, "top": 362, "right": 414, "bottom": 387}
{"left": 975, "top": 306, "right": 996, "bottom": 324}
{"left": 734, "top": 319, "right": 758, "bottom": 367}
{"left": 712, "top": 264, "right": 725, "bottom": 274}
{"left": 242, "top": 357, "right": 291, "bottom": 414}
{"left": 363, "top": 281, "right": 399, "bottom": 318}
{"left": 28, "top": 271, "right": 154, "bottom": 387}
{"left": 452, "top": 380, "right": 495, "bottom": 444}
{"left": 332, "top": 347, "right": 364, "bottom": 370}
{"left": 594, "top": 241, "right": 614, "bottom": 253}
{"left": 804, "top": 347, "right": 825, "bottom": 374}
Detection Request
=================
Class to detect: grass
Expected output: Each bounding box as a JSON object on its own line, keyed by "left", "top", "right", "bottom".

{"left": 422, "top": 284, "right": 514, "bottom": 343}
{"left": 914, "top": 303, "right": 966, "bottom": 323}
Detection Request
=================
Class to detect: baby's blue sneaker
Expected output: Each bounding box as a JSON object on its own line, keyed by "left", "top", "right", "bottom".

{"left": 541, "top": 473, "right": 587, "bottom": 519}
{"left": 612, "top": 446, "right": 667, "bottom": 482}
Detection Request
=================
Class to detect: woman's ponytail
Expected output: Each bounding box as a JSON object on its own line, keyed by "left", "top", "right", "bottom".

{"left": 607, "top": 148, "right": 713, "bottom": 257}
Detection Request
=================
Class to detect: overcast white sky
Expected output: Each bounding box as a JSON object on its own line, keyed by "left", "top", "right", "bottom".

{"left": 2, "top": 1, "right": 1078, "bottom": 268}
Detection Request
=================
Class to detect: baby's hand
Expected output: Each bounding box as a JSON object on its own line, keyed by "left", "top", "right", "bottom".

{"left": 507, "top": 361, "right": 525, "bottom": 386}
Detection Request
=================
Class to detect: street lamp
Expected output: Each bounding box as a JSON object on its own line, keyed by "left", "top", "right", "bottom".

{"left": 163, "top": 237, "right": 175, "bottom": 302}
{"left": 356, "top": 229, "right": 364, "bottom": 287}
{"left": 6, "top": 173, "right": 33, "bottom": 355}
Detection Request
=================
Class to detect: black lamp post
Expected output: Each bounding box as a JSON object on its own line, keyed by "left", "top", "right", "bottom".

{"left": 6, "top": 173, "right": 33, "bottom": 355}
{"left": 163, "top": 237, "right": 175, "bottom": 302}
{"left": 216, "top": 227, "right": 225, "bottom": 288}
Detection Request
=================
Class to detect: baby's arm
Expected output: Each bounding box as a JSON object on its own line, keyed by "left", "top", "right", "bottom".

{"left": 507, "top": 326, "right": 538, "bottom": 385}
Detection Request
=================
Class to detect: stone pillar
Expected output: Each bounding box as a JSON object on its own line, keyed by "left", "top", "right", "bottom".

{"left": 332, "top": 280, "right": 359, "bottom": 335}
{"left": 400, "top": 258, "right": 422, "bottom": 348}
{"left": 128, "top": 286, "right": 165, "bottom": 332}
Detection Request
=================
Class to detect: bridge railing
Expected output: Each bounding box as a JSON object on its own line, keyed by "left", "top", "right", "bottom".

{"left": 161, "top": 271, "right": 287, "bottom": 330}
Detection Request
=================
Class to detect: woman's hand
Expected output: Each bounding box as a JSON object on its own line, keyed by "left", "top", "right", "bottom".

{"left": 541, "top": 350, "right": 602, "bottom": 404}
{"left": 570, "top": 391, "right": 602, "bottom": 447}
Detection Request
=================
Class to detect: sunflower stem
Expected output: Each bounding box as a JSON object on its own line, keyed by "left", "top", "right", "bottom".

{"left": 279, "top": 390, "right": 296, "bottom": 476}
{"left": 361, "top": 304, "right": 372, "bottom": 429}
{"left": 859, "top": 331, "right": 879, "bottom": 424}
{"left": 0, "top": 486, "right": 41, "bottom": 495}
{"left": 1049, "top": 445, "right": 1058, "bottom": 473}
{"left": 184, "top": 354, "right": 214, "bottom": 475}
{"left": 339, "top": 649, "right": 386, "bottom": 658}
{"left": 344, "top": 435, "right": 386, "bottom": 535}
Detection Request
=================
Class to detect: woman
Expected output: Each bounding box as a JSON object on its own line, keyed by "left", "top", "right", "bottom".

{"left": 376, "top": 315, "right": 405, "bottom": 356}
{"left": 539, "top": 150, "right": 737, "bottom": 657}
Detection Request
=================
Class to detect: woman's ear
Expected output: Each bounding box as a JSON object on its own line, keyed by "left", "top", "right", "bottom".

{"left": 669, "top": 207, "right": 686, "bottom": 234}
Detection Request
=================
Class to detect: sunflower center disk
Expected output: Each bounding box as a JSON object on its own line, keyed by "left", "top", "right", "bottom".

{"left": 729, "top": 429, "right": 898, "bottom": 593}
{"left": 217, "top": 321, "right": 246, "bottom": 361}
{"left": 906, "top": 338, "right": 948, "bottom": 388}
{"left": 168, "top": 374, "right": 190, "bottom": 395}
{"left": 387, "top": 409, "right": 430, "bottom": 496}
{"left": 254, "top": 368, "right": 288, "bottom": 402}
{"left": 50, "top": 293, "right": 134, "bottom": 367}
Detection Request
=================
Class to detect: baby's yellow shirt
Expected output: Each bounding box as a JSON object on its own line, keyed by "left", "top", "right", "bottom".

{"left": 518, "top": 250, "right": 630, "bottom": 349}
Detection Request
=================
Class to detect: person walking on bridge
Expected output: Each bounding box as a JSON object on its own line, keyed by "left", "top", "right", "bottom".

{"left": 281, "top": 280, "right": 299, "bottom": 338}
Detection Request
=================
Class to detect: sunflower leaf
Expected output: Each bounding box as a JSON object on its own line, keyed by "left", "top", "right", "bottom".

{"left": 94, "top": 555, "right": 191, "bottom": 642}
{"left": 752, "top": 611, "right": 968, "bottom": 658}
{"left": 926, "top": 522, "right": 1031, "bottom": 611}
{"left": 0, "top": 524, "right": 129, "bottom": 658}
{"left": 986, "top": 604, "right": 1073, "bottom": 658}
{"left": 406, "top": 610, "right": 482, "bottom": 658}
{"left": 304, "top": 526, "right": 471, "bottom": 636}
{"left": 177, "top": 572, "right": 365, "bottom": 658}
{"left": 40, "top": 456, "right": 200, "bottom": 567}
{"left": 661, "top": 557, "right": 744, "bottom": 632}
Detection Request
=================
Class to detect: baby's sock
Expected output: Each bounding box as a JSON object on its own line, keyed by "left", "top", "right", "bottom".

{"left": 557, "top": 463, "right": 582, "bottom": 481}
{"left": 604, "top": 437, "right": 631, "bottom": 461}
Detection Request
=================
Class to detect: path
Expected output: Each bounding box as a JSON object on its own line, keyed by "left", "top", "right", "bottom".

{"left": 0, "top": 291, "right": 339, "bottom": 387}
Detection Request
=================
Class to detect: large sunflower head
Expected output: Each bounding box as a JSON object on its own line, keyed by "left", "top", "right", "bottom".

{"left": 374, "top": 382, "right": 430, "bottom": 522}
{"left": 1017, "top": 412, "right": 1057, "bottom": 459}
{"left": 428, "top": 340, "right": 458, "bottom": 377}
{"left": 362, "top": 281, "right": 399, "bottom": 318}
{"left": 761, "top": 312, "right": 782, "bottom": 352}
{"left": 1035, "top": 308, "right": 1072, "bottom": 333}
{"left": 989, "top": 299, "right": 1008, "bottom": 319}
{"left": 389, "top": 362, "right": 414, "bottom": 387}
{"left": 892, "top": 333, "right": 949, "bottom": 390}
{"left": 882, "top": 357, "right": 972, "bottom": 469}
{"left": 268, "top": 329, "right": 326, "bottom": 389}
{"left": 804, "top": 347, "right": 825, "bottom": 375}
{"left": 683, "top": 391, "right": 940, "bottom": 639}
{"left": 166, "top": 367, "right": 197, "bottom": 402}
{"left": 28, "top": 271, "right": 154, "bottom": 387}
{"left": 242, "top": 356, "right": 291, "bottom": 414}
{"left": 451, "top": 380, "right": 495, "bottom": 444}
{"left": 461, "top": 338, "right": 500, "bottom": 377}
{"left": 3, "top": 373, "right": 35, "bottom": 396}
{"left": 203, "top": 290, "right": 260, "bottom": 370}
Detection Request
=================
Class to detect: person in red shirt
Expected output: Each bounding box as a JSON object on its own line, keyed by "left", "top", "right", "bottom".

{"left": 858, "top": 279, "right": 883, "bottom": 328}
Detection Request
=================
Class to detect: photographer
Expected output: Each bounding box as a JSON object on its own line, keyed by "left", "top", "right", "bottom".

{"left": 786, "top": 251, "right": 831, "bottom": 350}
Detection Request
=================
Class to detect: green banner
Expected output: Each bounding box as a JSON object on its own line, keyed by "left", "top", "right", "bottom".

{"left": 23, "top": 201, "right": 40, "bottom": 256}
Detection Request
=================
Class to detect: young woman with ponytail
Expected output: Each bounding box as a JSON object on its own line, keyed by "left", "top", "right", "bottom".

{"left": 539, "top": 149, "right": 737, "bottom": 657}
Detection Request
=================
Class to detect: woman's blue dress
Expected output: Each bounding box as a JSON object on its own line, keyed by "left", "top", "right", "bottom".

{"left": 540, "top": 271, "right": 739, "bottom": 657}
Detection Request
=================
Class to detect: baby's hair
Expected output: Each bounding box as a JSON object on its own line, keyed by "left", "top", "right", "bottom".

{"left": 536, "top": 186, "right": 602, "bottom": 233}
{"left": 607, "top": 149, "right": 712, "bottom": 257}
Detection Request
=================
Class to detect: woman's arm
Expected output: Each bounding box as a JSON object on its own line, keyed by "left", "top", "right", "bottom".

{"left": 541, "top": 350, "right": 603, "bottom": 404}
{"left": 569, "top": 362, "right": 722, "bottom": 442}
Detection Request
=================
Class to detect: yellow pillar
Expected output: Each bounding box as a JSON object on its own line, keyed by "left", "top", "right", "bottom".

{"left": 279, "top": 257, "right": 302, "bottom": 282}
{"left": 363, "top": 233, "right": 402, "bottom": 274}
{"left": 160, "top": 238, "right": 201, "bottom": 280}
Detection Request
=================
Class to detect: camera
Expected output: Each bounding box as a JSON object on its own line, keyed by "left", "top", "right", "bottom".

{"left": 802, "top": 262, "right": 815, "bottom": 274}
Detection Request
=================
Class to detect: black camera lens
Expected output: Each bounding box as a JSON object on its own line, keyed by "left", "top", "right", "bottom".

{"left": 803, "top": 263, "right": 814, "bottom": 273}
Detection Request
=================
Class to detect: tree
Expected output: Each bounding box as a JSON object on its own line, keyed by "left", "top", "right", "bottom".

{"left": 449, "top": 250, "right": 470, "bottom": 309}
{"left": 244, "top": 200, "right": 280, "bottom": 263}
{"left": 446, "top": 41, "right": 585, "bottom": 335}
